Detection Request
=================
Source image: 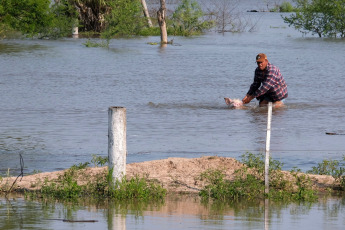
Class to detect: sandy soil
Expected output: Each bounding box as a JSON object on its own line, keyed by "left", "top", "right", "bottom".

{"left": 0, "top": 156, "right": 337, "bottom": 194}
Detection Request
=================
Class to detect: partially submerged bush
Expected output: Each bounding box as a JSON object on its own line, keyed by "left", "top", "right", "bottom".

{"left": 170, "top": 0, "right": 214, "bottom": 36}
{"left": 271, "top": 1, "right": 296, "bottom": 12}
{"left": 199, "top": 152, "right": 317, "bottom": 202}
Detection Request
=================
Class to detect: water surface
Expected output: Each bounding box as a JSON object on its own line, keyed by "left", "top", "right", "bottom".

{"left": 1, "top": 195, "right": 345, "bottom": 230}
{"left": 1, "top": 4, "right": 345, "bottom": 176}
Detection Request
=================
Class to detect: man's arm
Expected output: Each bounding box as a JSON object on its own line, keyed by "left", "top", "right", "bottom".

{"left": 244, "top": 69, "right": 260, "bottom": 104}
{"left": 242, "top": 94, "right": 255, "bottom": 104}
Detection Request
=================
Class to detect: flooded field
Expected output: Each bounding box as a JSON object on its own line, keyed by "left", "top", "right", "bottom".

{"left": 1, "top": 10, "right": 345, "bottom": 175}
{"left": 1, "top": 0, "right": 345, "bottom": 228}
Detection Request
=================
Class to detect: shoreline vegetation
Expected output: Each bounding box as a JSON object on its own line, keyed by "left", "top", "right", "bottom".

{"left": 1, "top": 154, "right": 344, "bottom": 203}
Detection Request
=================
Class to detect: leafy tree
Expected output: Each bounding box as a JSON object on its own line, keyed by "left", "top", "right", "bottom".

{"left": 283, "top": 0, "right": 345, "bottom": 38}
{"left": 101, "top": 0, "right": 147, "bottom": 39}
{"left": 0, "top": 0, "right": 77, "bottom": 38}
{"left": 171, "top": 0, "right": 214, "bottom": 36}
{"left": 41, "top": 0, "right": 78, "bottom": 38}
{"left": 0, "top": 4, "right": 12, "bottom": 39}
{"left": 0, "top": 0, "right": 53, "bottom": 37}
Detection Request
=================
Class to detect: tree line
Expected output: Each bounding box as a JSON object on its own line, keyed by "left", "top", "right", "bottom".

{"left": 0, "top": 0, "right": 344, "bottom": 39}
{"left": 0, "top": 0, "right": 215, "bottom": 40}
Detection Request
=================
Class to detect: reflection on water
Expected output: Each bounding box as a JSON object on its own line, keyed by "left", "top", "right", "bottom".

{"left": 0, "top": 42, "right": 47, "bottom": 54}
{"left": 1, "top": 194, "right": 345, "bottom": 230}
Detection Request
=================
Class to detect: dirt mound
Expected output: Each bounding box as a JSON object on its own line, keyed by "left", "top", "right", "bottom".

{"left": 0, "top": 156, "right": 336, "bottom": 194}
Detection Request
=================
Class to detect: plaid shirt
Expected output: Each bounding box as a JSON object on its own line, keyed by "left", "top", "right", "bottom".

{"left": 247, "top": 62, "right": 288, "bottom": 102}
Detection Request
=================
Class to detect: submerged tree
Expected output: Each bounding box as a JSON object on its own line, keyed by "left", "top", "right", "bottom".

{"left": 199, "top": 0, "right": 259, "bottom": 33}
{"left": 283, "top": 0, "right": 345, "bottom": 38}
{"left": 101, "top": 0, "right": 147, "bottom": 39}
{"left": 141, "top": 0, "right": 153, "bottom": 27}
{"left": 171, "top": 0, "right": 213, "bottom": 36}
{"left": 157, "top": 0, "right": 168, "bottom": 43}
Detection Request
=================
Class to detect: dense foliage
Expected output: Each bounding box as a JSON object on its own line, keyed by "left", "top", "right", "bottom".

{"left": 0, "top": 0, "right": 76, "bottom": 38}
{"left": 283, "top": 0, "right": 345, "bottom": 38}
{"left": 0, "top": 0, "right": 214, "bottom": 39}
{"left": 101, "top": 0, "right": 147, "bottom": 39}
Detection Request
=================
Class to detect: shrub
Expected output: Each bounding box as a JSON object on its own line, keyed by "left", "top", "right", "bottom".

{"left": 283, "top": 0, "right": 345, "bottom": 38}
{"left": 170, "top": 0, "right": 214, "bottom": 36}
{"left": 199, "top": 152, "right": 317, "bottom": 202}
{"left": 279, "top": 2, "right": 296, "bottom": 12}
{"left": 307, "top": 157, "right": 345, "bottom": 190}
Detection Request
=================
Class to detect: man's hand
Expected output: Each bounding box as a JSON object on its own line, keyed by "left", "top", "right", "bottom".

{"left": 242, "top": 95, "right": 254, "bottom": 104}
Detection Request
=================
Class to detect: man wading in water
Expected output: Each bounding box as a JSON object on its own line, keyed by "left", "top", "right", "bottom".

{"left": 242, "top": 53, "right": 288, "bottom": 108}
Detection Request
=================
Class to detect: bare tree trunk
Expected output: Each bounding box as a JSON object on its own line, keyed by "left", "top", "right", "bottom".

{"left": 141, "top": 0, "right": 153, "bottom": 27}
{"left": 157, "top": 0, "right": 168, "bottom": 44}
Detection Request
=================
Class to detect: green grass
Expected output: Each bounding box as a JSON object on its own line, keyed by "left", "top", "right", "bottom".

{"left": 83, "top": 39, "right": 109, "bottom": 48}
{"left": 8, "top": 152, "right": 345, "bottom": 203}
{"left": 28, "top": 162, "right": 166, "bottom": 201}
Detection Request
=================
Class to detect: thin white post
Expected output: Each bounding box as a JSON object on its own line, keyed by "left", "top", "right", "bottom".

{"left": 108, "top": 206, "right": 126, "bottom": 230}
{"left": 265, "top": 102, "right": 272, "bottom": 194}
{"left": 108, "top": 107, "right": 127, "bottom": 187}
{"left": 264, "top": 198, "right": 269, "bottom": 230}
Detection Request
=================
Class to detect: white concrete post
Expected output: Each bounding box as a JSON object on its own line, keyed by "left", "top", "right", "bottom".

{"left": 265, "top": 102, "right": 272, "bottom": 194}
{"left": 72, "top": 19, "right": 79, "bottom": 38}
{"left": 72, "top": 26, "right": 78, "bottom": 35}
{"left": 108, "top": 107, "right": 127, "bottom": 186}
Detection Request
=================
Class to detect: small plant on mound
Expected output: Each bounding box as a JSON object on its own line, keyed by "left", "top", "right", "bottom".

{"left": 199, "top": 152, "right": 317, "bottom": 202}
{"left": 40, "top": 167, "right": 82, "bottom": 200}
{"left": 36, "top": 163, "right": 166, "bottom": 201}
{"left": 91, "top": 154, "right": 108, "bottom": 167}
{"left": 307, "top": 156, "right": 345, "bottom": 191}
{"left": 108, "top": 176, "right": 167, "bottom": 200}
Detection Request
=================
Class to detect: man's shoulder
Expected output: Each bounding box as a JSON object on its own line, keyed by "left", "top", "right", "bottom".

{"left": 267, "top": 62, "right": 280, "bottom": 73}
{"left": 268, "top": 62, "right": 279, "bottom": 69}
